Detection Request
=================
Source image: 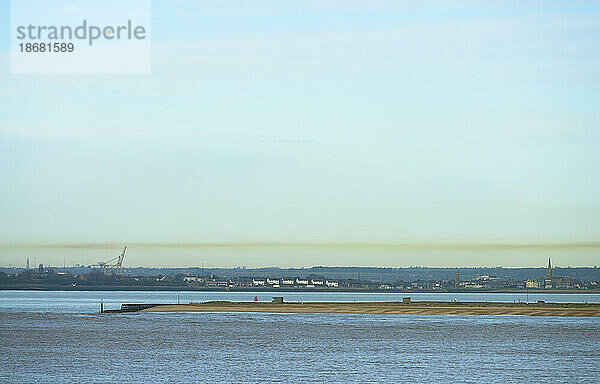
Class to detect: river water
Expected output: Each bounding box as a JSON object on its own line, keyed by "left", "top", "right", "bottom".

{"left": 1, "top": 291, "right": 599, "bottom": 383}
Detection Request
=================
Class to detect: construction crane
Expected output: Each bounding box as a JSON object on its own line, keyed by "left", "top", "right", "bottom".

{"left": 91, "top": 246, "right": 127, "bottom": 275}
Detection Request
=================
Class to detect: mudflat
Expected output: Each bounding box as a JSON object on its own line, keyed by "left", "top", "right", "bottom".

{"left": 140, "top": 301, "right": 600, "bottom": 317}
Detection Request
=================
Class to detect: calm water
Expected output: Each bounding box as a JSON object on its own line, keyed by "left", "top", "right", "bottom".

{"left": 1, "top": 290, "right": 599, "bottom": 313}
{"left": 1, "top": 291, "right": 599, "bottom": 383}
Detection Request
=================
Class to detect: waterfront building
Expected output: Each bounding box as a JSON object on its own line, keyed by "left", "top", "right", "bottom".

{"left": 552, "top": 276, "right": 573, "bottom": 289}
{"left": 541, "top": 258, "right": 573, "bottom": 289}
{"left": 204, "top": 278, "right": 228, "bottom": 287}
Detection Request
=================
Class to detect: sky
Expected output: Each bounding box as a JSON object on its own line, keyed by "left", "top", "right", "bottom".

{"left": 1, "top": 0, "right": 599, "bottom": 267}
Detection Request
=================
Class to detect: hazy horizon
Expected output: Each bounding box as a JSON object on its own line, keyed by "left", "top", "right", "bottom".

{"left": 1, "top": 240, "right": 598, "bottom": 269}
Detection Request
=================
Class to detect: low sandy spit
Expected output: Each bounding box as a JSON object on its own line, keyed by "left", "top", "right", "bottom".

{"left": 140, "top": 301, "right": 600, "bottom": 317}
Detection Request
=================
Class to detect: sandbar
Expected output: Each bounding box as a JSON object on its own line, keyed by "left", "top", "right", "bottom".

{"left": 138, "top": 301, "right": 600, "bottom": 317}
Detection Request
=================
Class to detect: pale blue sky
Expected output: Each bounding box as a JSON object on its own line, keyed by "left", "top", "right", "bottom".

{"left": 1, "top": 1, "right": 599, "bottom": 267}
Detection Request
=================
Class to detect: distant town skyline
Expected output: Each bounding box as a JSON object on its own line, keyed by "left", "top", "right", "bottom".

{"left": 1, "top": 1, "right": 600, "bottom": 267}
{"left": 3, "top": 258, "right": 599, "bottom": 290}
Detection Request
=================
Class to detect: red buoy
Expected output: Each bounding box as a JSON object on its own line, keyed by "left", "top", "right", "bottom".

{"left": 254, "top": 296, "right": 258, "bottom": 302}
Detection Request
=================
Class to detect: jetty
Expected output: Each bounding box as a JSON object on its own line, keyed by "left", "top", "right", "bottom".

{"left": 108, "top": 300, "right": 600, "bottom": 317}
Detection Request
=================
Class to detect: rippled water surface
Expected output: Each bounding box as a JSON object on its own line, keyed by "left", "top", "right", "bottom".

{"left": 1, "top": 290, "right": 599, "bottom": 314}
{"left": 1, "top": 291, "right": 599, "bottom": 383}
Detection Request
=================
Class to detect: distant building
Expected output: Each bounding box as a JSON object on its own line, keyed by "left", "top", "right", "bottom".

{"left": 542, "top": 258, "right": 573, "bottom": 289}
{"left": 461, "top": 282, "right": 483, "bottom": 289}
{"left": 454, "top": 269, "right": 460, "bottom": 288}
{"left": 544, "top": 258, "right": 555, "bottom": 288}
{"left": 546, "top": 258, "right": 553, "bottom": 279}
{"left": 204, "top": 277, "right": 228, "bottom": 287}
{"left": 553, "top": 276, "right": 572, "bottom": 289}
{"left": 476, "top": 275, "right": 500, "bottom": 281}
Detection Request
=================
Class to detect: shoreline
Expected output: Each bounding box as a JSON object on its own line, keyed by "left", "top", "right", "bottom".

{"left": 1, "top": 285, "right": 599, "bottom": 294}
{"left": 135, "top": 301, "right": 600, "bottom": 317}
